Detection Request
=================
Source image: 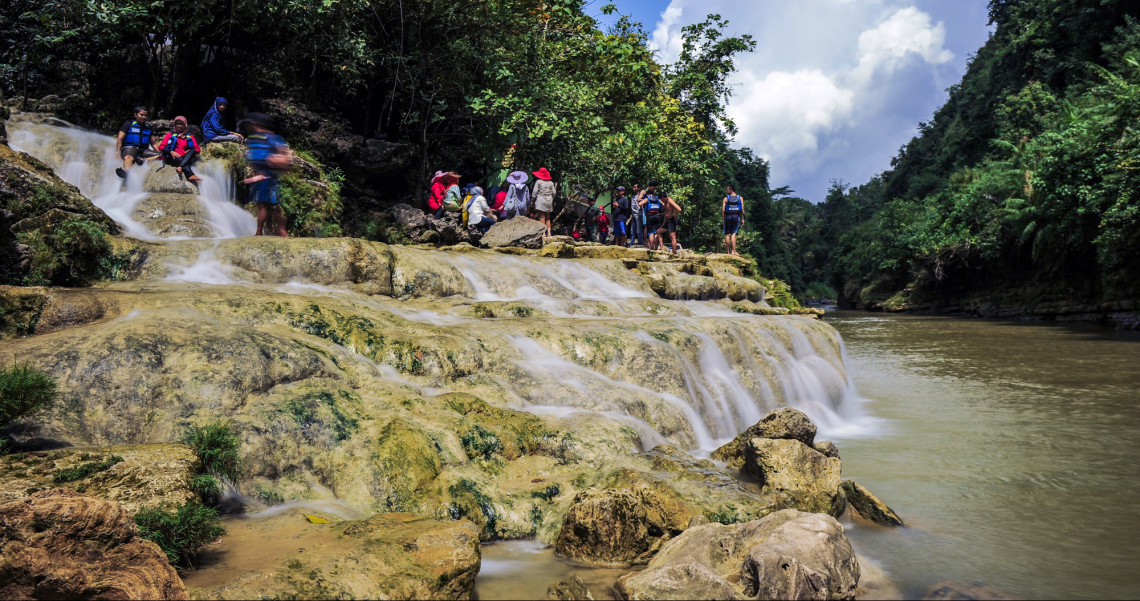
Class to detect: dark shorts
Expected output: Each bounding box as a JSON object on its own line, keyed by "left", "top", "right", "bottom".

{"left": 646, "top": 214, "right": 663, "bottom": 232}
{"left": 120, "top": 146, "right": 158, "bottom": 161}
{"left": 664, "top": 217, "right": 678, "bottom": 233}
{"left": 724, "top": 214, "right": 741, "bottom": 235}
{"left": 251, "top": 177, "right": 279, "bottom": 205}
{"left": 613, "top": 220, "right": 627, "bottom": 236}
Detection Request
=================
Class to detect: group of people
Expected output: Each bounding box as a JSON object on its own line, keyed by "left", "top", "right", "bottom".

{"left": 112, "top": 97, "right": 294, "bottom": 237}
{"left": 429, "top": 169, "right": 747, "bottom": 255}
{"left": 428, "top": 168, "right": 558, "bottom": 237}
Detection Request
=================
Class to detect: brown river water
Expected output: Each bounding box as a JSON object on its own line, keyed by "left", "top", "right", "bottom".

{"left": 476, "top": 312, "right": 1140, "bottom": 600}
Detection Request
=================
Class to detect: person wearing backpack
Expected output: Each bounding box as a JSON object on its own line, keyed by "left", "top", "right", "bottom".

{"left": 722, "top": 184, "right": 746, "bottom": 256}
{"left": 502, "top": 171, "right": 530, "bottom": 219}
{"left": 443, "top": 173, "right": 463, "bottom": 213}
{"left": 639, "top": 181, "right": 665, "bottom": 250}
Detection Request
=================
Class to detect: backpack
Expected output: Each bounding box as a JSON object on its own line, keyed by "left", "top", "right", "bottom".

{"left": 444, "top": 185, "right": 462, "bottom": 211}
{"left": 461, "top": 194, "right": 475, "bottom": 225}
{"left": 504, "top": 183, "right": 528, "bottom": 213}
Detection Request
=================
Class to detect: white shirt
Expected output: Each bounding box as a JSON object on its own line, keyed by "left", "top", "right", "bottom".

{"left": 467, "top": 195, "right": 491, "bottom": 225}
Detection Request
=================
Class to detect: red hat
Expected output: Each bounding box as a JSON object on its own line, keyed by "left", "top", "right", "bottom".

{"left": 533, "top": 167, "right": 552, "bottom": 181}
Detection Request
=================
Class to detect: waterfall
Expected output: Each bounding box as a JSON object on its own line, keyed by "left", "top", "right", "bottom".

{"left": 6, "top": 115, "right": 878, "bottom": 457}
{"left": 6, "top": 117, "right": 254, "bottom": 240}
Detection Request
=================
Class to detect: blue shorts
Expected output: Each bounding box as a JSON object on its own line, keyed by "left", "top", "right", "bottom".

{"left": 251, "top": 177, "right": 278, "bottom": 205}
{"left": 613, "top": 220, "right": 627, "bottom": 236}
{"left": 724, "top": 214, "right": 741, "bottom": 235}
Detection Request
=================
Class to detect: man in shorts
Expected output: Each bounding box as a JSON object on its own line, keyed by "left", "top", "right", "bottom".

{"left": 243, "top": 113, "right": 294, "bottom": 236}
{"left": 660, "top": 193, "right": 683, "bottom": 253}
{"left": 115, "top": 106, "right": 159, "bottom": 178}
{"left": 639, "top": 181, "right": 665, "bottom": 250}
{"left": 628, "top": 183, "right": 644, "bottom": 246}
{"left": 611, "top": 186, "right": 630, "bottom": 247}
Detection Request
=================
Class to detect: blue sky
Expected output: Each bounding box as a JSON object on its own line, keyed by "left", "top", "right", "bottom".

{"left": 587, "top": 0, "right": 993, "bottom": 201}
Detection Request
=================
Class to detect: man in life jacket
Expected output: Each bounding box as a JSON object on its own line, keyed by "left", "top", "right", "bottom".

{"left": 639, "top": 181, "right": 665, "bottom": 250}
{"left": 722, "top": 184, "right": 746, "bottom": 256}
{"left": 115, "top": 106, "right": 159, "bottom": 178}
{"left": 243, "top": 113, "right": 294, "bottom": 237}
{"left": 660, "top": 193, "right": 683, "bottom": 253}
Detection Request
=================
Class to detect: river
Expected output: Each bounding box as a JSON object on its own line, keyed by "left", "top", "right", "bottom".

{"left": 829, "top": 311, "right": 1140, "bottom": 600}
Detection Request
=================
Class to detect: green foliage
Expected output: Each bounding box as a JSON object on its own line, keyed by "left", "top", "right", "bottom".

{"left": 0, "top": 363, "right": 57, "bottom": 442}
{"left": 277, "top": 173, "right": 344, "bottom": 238}
{"left": 182, "top": 421, "right": 242, "bottom": 483}
{"left": 190, "top": 474, "right": 222, "bottom": 505}
{"left": 52, "top": 455, "right": 123, "bottom": 483}
{"left": 134, "top": 502, "right": 225, "bottom": 567}
{"left": 16, "top": 214, "right": 113, "bottom": 287}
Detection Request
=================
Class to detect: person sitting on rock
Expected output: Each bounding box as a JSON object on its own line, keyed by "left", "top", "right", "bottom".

{"left": 201, "top": 97, "right": 245, "bottom": 145}
{"left": 466, "top": 186, "right": 496, "bottom": 234}
{"left": 115, "top": 106, "right": 159, "bottom": 179}
{"left": 442, "top": 172, "right": 463, "bottom": 213}
{"left": 243, "top": 113, "right": 293, "bottom": 237}
{"left": 429, "top": 171, "right": 447, "bottom": 218}
{"left": 156, "top": 116, "right": 202, "bottom": 184}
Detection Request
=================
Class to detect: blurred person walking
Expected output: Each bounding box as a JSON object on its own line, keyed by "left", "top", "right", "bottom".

{"left": 243, "top": 113, "right": 294, "bottom": 237}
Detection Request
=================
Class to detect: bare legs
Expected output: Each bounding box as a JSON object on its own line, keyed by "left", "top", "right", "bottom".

{"left": 256, "top": 203, "right": 289, "bottom": 237}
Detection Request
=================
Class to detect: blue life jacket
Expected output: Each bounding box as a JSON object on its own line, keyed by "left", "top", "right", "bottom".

{"left": 122, "top": 121, "right": 152, "bottom": 147}
{"left": 725, "top": 194, "right": 743, "bottom": 214}
{"left": 246, "top": 132, "right": 287, "bottom": 174}
{"left": 645, "top": 194, "right": 663, "bottom": 215}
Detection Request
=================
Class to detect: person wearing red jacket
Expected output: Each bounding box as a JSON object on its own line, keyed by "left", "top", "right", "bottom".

{"left": 156, "top": 116, "right": 202, "bottom": 183}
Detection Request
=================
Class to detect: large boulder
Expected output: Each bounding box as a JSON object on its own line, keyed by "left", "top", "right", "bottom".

{"left": 546, "top": 574, "right": 596, "bottom": 600}
{"left": 554, "top": 485, "right": 690, "bottom": 567}
{"left": 0, "top": 443, "right": 199, "bottom": 513}
{"left": 0, "top": 489, "right": 188, "bottom": 600}
{"left": 712, "top": 408, "right": 819, "bottom": 469}
{"left": 392, "top": 202, "right": 428, "bottom": 231}
{"left": 614, "top": 509, "right": 859, "bottom": 601}
{"left": 480, "top": 216, "right": 547, "bottom": 249}
{"left": 190, "top": 510, "right": 480, "bottom": 600}
{"left": 131, "top": 193, "right": 213, "bottom": 238}
{"left": 744, "top": 438, "right": 843, "bottom": 516}
{"left": 143, "top": 165, "right": 198, "bottom": 194}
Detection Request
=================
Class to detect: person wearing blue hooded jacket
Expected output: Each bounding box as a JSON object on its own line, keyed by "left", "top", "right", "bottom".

{"left": 201, "top": 97, "right": 244, "bottom": 144}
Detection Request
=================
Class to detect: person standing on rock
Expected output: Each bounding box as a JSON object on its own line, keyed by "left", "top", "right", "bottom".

{"left": 660, "top": 192, "right": 683, "bottom": 253}
{"left": 503, "top": 171, "right": 530, "bottom": 220}
{"left": 201, "top": 97, "right": 245, "bottom": 145}
{"left": 243, "top": 113, "right": 293, "bottom": 237}
{"left": 115, "top": 106, "right": 159, "bottom": 179}
{"left": 611, "top": 186, "right": 630, "bottom": 247}
{"left": 532, "top": 167, "right": 556, "bottom": 237}
{"left": 156, "top": 116, "right": 202, "bottom": 184}
{"left": 722, "top": 184, "right": 745, "bottom": 256}
{"left": 640, "top": 181, "right": 665, "bottom": 250}
{"left": 629, "top": 183, "right": 645, "bottom": 246}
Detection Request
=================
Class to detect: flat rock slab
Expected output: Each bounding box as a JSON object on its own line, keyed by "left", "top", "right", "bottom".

{"left": 481, "top": 217, "right": 547, "bottom": 249}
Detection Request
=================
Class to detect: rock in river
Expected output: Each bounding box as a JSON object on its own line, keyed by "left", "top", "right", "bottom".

{"left": 0, "top": 489, "right": 188, "bottom": 600}
{"left": 614, "top": 509, "right": 859, "bottom": 600}
{"left": 712, "top": 407, "right": 819, "bottom": 468}
{"left": 481, "top": 216, "right": 547, "bottom": 249}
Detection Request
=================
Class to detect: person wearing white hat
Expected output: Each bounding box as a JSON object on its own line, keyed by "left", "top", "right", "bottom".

{"left": 502, "top": 170, "right": 531, "bottom": 219}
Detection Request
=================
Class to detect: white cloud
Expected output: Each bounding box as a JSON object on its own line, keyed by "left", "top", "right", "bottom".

{"left": 852, "top": 7, "right": 954, "bottom": 84}
{"left": 728, "top": 69, "right": 855, "bottom": 179}
{"left": 649, "top": 0, "right": 686, "bottom": 64}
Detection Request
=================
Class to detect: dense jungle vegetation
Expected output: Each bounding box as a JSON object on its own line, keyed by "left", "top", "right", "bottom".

{"left": 0, "top": 0, "right": 779, "bottom": 257}
{"left": 760, "top": 0, "right": 1140, "bottom": 308}
{"left": 4, "top": 0, "right": 1138, "bottom": 308}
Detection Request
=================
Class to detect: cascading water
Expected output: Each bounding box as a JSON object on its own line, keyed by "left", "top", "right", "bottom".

{"left": 6, "top": 116, "right": 255, "bottom": 241}
{"left": 6, "top": 113, "right": 877, "bottom": 456}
